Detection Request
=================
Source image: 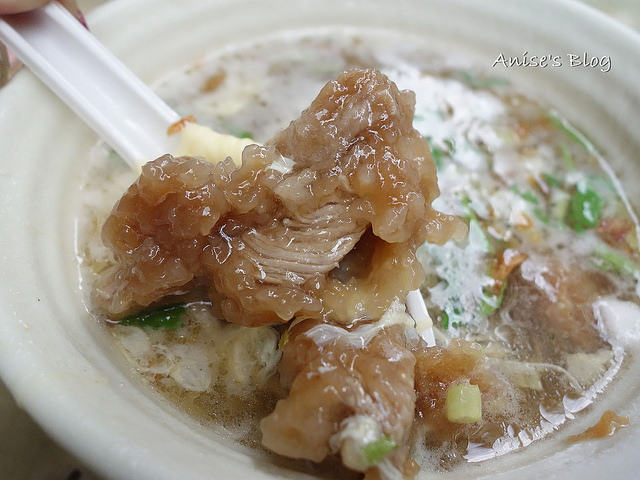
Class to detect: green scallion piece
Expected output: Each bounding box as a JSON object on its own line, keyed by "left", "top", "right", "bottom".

{"left": 363, "top": 436, "right": 398, "bottom": 464}
{"left": 445, "top": 383, "right": 482, "bottom": 424}
{"left": 533, "top": 207, "right": 550, "bottom": 224}
{"left": 509, "top": 185, "right": 539, "bottom": 204}
{"left": 593, "top": 243, "right": 640, "bottom": 277}
{"left": 455, "top": 70, "right": 510, "bottom": 89}
{"left": 119, "top": 303, "right": 187, "bottom": 329}
{"left": 567, "top": 183, "right": 603, "bottom": 232}
{"left": 237, "top": 130, "right": 254, "bottom": 139}
{"left": 479, "top": 282, "right": 507, "bottom": 316}
{"left": 542, "top": 173, "right": 563, "bottom": 188}
{"left": 548, "top": 111, "right": 595, "bottom": 154}
{"left": 560, "top": 143, "right": 575, "bottom": 170}
{"left": 440, "top": 311, "right": 450, "bottom": 329}
{"left": 430, "top": 144, "right": 445, "bottom": 170}
{"left": 459, "top": 195, "right": 479, "bottom": 222}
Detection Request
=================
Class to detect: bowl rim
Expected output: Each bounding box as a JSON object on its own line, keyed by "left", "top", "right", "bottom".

{"left": 1, "top": 1, "right": 640, "bottom": 479}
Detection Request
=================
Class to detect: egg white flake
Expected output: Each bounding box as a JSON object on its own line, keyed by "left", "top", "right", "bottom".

{"left": 594, "top": 297, "right": 640, "bottom": 349}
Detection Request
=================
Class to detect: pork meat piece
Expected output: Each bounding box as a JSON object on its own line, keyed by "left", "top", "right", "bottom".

{"left": 261, "top": 318, "right": 418, "bottom": 479}
{"left": 95, "top": 68, "right": 463, "bottom": 326}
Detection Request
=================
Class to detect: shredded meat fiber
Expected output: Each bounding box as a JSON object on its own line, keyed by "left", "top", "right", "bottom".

{"left": 95, "top": 68, "right": 462, "bottom": 326}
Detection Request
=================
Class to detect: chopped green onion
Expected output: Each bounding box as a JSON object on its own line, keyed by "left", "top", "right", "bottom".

{"left": 363, "top": 436, "right": 398, "bottom": 464}
{"left": 237, "top": 130, "right": 254, "bottom": 139}
{"left": 533, "top": 207, "right": 550, "bottom": 224}
{"left": 443, "top": 138, "right": 456, "bottom": 153}
{"left": 119, "top": 303, "right": 187, "bottom": 329}
{"left": 455, "top": 70, "right": 510, "bottom": 89}
{"left": 542, "top": 173, "right": 563, "bottom": 188}
{"left": 479, "top": 282, "right": 507, "bottom": 316}
{"left": 560, "top": 143, "right": 575, "bottom": 170}
{"left": 548, "top": 111, "right": 595, "bottom": 154}
{"left": 445, "top": 383, "right": 482, "bottom": 424}
{"left": 430, "top": 144, "right": 445, "bottom": 170}
{"left": 459, "top": 195, "right": 478, "bottom": 221}
{"left": 593, "top": 243, "right": 640, "bottom": 277}
{"left": 567, "top": 183, "right": 603, "bottom": 232}
{"left": 221, "top": 122, "right": 255, "bottom": 140}
{"left": 426, "top": 136, "right": 455, "bottom": 171}
{"left": 440, "top": 311, "right": 450, "bottom": 329}
{"left": 469, "top": 218, "right": 493, "bottom": 254}
{"left": 509, "top": 185, "right": 539, "bottom": 204}
{"left": 521, "top": 190, "right": 539, "bottom": 204}
{"left": 479, "top": 296, "right": 498, "bottom": 316}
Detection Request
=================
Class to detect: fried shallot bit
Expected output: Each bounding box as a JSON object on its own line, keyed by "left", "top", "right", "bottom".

{"left": 260, "top": 319, "right": 418, "bottom": 479}
{"left": 96, "top": 68, "right": 462, "bottom": 326}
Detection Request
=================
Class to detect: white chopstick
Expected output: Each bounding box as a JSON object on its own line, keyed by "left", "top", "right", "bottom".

{"left": 0, "top": 3, "right": 181, "bottom": 168}
{"left": 1, "top": 3, "right": 436, "bottom": 344}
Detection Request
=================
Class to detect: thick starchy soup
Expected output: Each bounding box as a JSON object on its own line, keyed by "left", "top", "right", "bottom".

{"left": 77, "top": 29, "right": 640, "bottom": 479}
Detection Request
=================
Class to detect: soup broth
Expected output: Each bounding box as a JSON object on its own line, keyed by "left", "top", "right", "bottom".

{"left": 77, "top": 28, "right": 639, "bottom": 478}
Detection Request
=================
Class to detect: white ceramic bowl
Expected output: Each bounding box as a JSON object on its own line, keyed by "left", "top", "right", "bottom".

{"left": 1, "top": 1, "right": 640, "bottom": 479}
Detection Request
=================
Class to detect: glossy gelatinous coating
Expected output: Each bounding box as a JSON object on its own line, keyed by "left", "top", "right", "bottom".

{"left": 95, "top": 68, "right": 462, "bottom": 326}
{"left": 261, "top": 320, "right": 417, "bottom": 478}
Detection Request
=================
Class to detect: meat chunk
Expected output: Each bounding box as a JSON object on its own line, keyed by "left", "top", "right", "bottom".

{"left": 95, "top": 68, "right": 463, "bottom": 326}
{"left": 260, "top": 318, "right": 418, "bottom": 478}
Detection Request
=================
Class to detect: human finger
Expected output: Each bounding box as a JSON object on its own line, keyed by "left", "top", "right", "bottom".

{"left": 0, "top": 0, "right": 50, "bottom": 15}
{"left": 1, "top": 0, "right": 85, "bottom": 87}
{"left": 0, "top": 0, "right": 81, "bottom": 19}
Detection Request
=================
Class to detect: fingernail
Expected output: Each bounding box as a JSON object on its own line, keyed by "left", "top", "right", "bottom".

{"left": 76, "top": 9, "right": 88, "bottom": 29}
{"left": 1, "top": 44, "right": 9, "bottom": 88}
{"left": 0, "top": 43, "right": 25, "bottom": 88}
